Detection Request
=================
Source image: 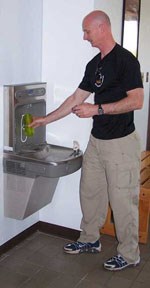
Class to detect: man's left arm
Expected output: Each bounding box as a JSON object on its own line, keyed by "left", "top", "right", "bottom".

{"left": 101, "top": 87, "right": 144, "bottom": 115}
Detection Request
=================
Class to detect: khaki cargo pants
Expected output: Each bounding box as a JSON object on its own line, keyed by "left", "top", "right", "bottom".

{"left": 78, "top": 131, "right": 141, "bottom": 263}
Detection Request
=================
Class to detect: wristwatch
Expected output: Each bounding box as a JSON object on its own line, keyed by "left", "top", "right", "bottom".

{"left": 98, "top": 104, "right": 104, "bottom": 115}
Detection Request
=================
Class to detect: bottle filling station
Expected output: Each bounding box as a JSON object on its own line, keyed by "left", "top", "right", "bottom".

{"left": 3, "top": 82, "right": 82, "bottom": 219}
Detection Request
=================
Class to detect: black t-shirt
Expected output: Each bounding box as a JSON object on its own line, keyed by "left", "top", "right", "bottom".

{"left": 78, "top": 44, "right": 143, "bottom": 140}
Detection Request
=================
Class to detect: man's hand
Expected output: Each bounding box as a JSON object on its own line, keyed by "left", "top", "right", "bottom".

{"left": 29, "top": 116, "right": 47, "bottom": 128}
{"left": 72, "top": 103, "right": 98, "bottom": 118}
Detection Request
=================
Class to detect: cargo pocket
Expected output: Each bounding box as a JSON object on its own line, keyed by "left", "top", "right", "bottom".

{"left": 116, "top": 163, "right": 140, "bottom": 189}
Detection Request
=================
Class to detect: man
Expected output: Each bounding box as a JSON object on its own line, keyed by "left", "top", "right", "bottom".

{"left": 30, "top": 10, "right": 144, "bottom": 271}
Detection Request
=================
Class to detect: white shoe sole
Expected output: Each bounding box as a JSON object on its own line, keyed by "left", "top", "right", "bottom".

{"left": 104, "top": 257, "right": 140, "bottom": 271}
{"left": 64, "top": 245, "right": 101, "bottom": 255}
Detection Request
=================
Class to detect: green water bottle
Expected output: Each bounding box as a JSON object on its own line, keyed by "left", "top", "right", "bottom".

{"left": 23, "top": 113, "right": 35, "bottom": 137}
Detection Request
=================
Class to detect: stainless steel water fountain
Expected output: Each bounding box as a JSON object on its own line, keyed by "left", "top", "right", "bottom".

{"left": 3, "top": 82, "right": 82, "bottom": 219}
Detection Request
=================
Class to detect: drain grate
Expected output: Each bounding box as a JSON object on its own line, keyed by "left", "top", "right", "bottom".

{"left": 3, "top": 159, "right": 26, "bottom": 176}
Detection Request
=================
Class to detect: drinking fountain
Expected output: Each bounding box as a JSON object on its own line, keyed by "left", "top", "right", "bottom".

{"left": 3, "top": 82, "right": 82, "bottom": 219}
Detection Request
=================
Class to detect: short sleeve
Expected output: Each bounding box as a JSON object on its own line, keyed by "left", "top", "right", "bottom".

{"left": 120, "top": 57, "right": 143, "bottom": 91}
{"left": 78, "top": 63, "right": 94, "bottom": 93}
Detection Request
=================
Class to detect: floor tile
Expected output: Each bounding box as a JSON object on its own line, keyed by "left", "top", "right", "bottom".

{"left": 105, "top": 275, "right": 133, "bottom": 288}
{"left": 19, "top": 268, "right": 60, "bottom": 288}
{"left": 0, "top": 266, "right": 28, "bottom": 288}
{"left": 46, "top": 273, "right": 83, "bottom": 288}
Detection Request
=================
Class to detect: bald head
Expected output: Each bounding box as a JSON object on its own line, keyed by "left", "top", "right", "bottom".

{"left": 82, "top": 10, "right": 115, "bottom": 53}
{"left": 83, "top": 10, "right": 111, "bottom": 27}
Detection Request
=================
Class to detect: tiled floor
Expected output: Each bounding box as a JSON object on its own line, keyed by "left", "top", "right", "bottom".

{"left": 0, "top": 231, "right": 150, "bottom": 288}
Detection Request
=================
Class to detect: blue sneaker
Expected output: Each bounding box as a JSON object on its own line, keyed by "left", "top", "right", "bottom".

{"left": 104, "top": 254, "right": 140, "bottom": 271}
{"left": 64, "top": 240, "right": 101, "bottom": 254}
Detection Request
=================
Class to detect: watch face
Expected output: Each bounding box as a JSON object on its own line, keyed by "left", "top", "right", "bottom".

{"left": 98, "top": 105, "right": 104, "bottom": 115}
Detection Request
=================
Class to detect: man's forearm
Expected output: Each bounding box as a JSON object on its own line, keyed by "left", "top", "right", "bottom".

{"left": 45, "top": 88, "right": 91, "bottom": 123}
{"left": 102, "top": 88, "right": 144, "bottom": 115}
{"left": 45, "top": 94, "right": 76, "bottom": 124}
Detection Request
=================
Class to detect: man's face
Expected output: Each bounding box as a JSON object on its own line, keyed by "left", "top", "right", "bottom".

{"left": 82, "top": 18, "right": 102, "bottom": 48}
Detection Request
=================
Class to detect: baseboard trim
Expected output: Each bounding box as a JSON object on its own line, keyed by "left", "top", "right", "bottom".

{"left": 38, "top": 221, "right": 80, "bottom": 240}
{"left": 0, "top": 222, "right": 39, "bottom": 256}
{"left": 0, "top": 221, "right": 80, "bottom": 256}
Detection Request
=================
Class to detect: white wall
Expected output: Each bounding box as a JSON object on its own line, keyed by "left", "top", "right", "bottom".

{"left": 40, "top": 0, "right": 95, "bottom": 229}
{"left": 135, "top": 0, "right": 150, "bottom": 150}
{"left": 0, "top": 0, "right": 42, "bottom": 85}
{"left": 138, "top": 0, "right": 150, "bottom": 71}
{"left": 0, "top": 0, "right": 43, "bottom": 245}
{"left": 39, "top": 0, "right": 123, "bottom": 230}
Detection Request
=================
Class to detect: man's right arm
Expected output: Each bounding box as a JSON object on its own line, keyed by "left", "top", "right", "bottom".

{"left": 30, "top": 88, "right": 91, "bottom": 128}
